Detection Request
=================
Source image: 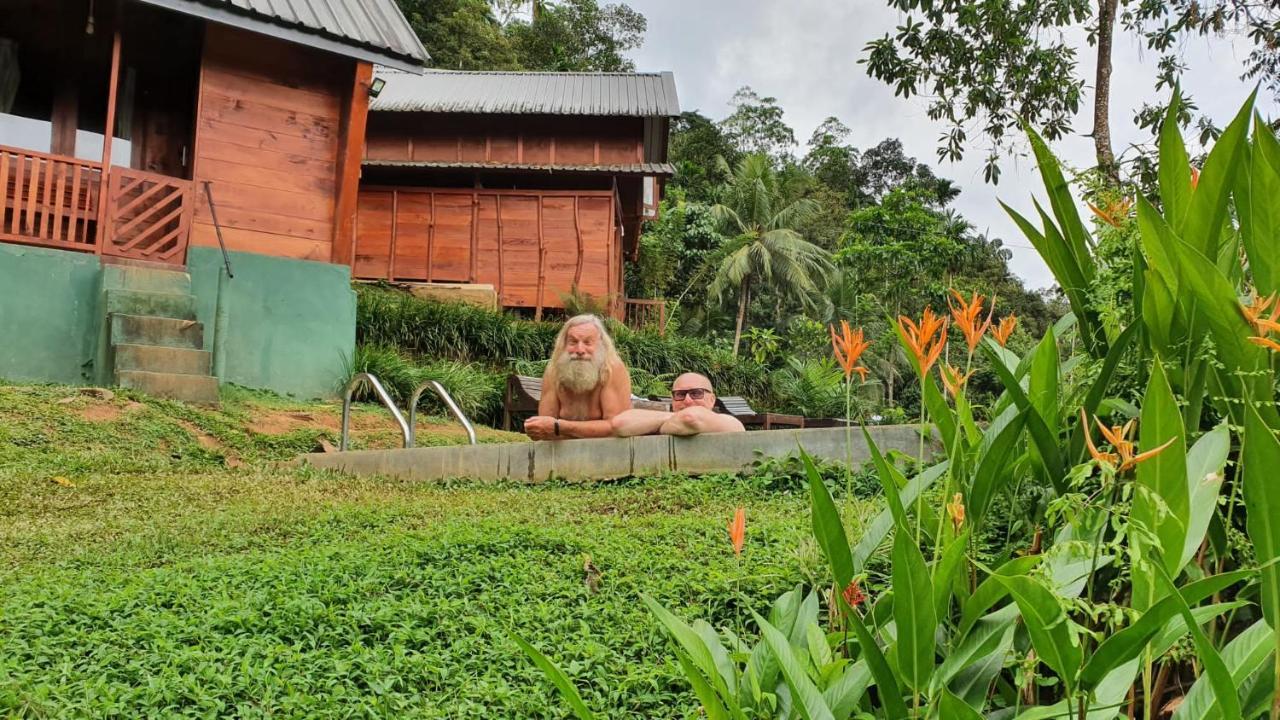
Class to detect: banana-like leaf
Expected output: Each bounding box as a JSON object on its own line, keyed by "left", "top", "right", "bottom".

{"left": 892, "top": 519, "right": 937, "bottom": 693}
{"left": 1241, "top": 116, "right": 1280, "bottom": 294}
{"left": 850, "top": 454, "right": 948, "bottom": 574}
{"left": 1067, "top": 322, "right": 1140, "bottom": 463}
{"left": 1172, "top": 619, "right": 1274, "bottom": 720}
{"left": 675, "top": 651, "right": 734, "bottom": 720}
{"left": 822, "top": 659, "right": 870, "bottom": 719}
{"left": 643, "top": 595, "right": 736, "bottom": 705}
{"left": 512, "top": 634, "right": 600, "bottom": 720}
{"left": 842, "top": 597, "right": 909, "bottom": 719}
{"left": 936, "top": 687, "right": 984, "bottom": 720}
{"left": 1179, "top": 423, "right": 1230, "bottom": 571}
{"left": 1132, "top": 359, "right": 1189, "bottom": 611}
{"left": 804, "top": 449, "right": 854, "bottom": 588}
{"left": 1028, "top": 327, "right": 1060, "bottom": 435}
{"left": 1025, "top": 124, "right": 1095, "bottom": 284}
{"left": 933, "top": 528, "right": 970, "bottom": 621}
{"left": 981, "top": 341, "right": 1066, "bottom": 494}
{"left": 1159, "top": 89, "right": 1192, "bottom": 231}
{"left": 969, "top": 410, "right": 1027, "bottom": 534}
{"left": 958, "top": 555, "right": 1040, "bottom": 637}
{"left": 1244, "top": 404, "right": 1280, "bottom": 631}
{"left": 1152, "top": 562, "right": 1242, "bottom": 719}
{"left": 1079, "top": 569, "right": 1254, "bottom": 689}
{"left": 996, "top": 575, "right": 1082, "bottom": 690}
{"left": 753, "top": 613, "right": 836, "bottom": 720}
{"left": 934, "top": 604, "right": 1018, "bottom": 692}
{"left": 1181, "top": 89, "right": 1255, "bottom": 259}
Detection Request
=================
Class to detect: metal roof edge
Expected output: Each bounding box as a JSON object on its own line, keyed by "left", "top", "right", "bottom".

{"left": 133, "top": 0, "right": 429, "bottom": 72}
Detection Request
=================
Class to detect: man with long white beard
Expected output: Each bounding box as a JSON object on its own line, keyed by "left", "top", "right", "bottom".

{"left": 523, "top": 314, "right": 632, "bottom": 440}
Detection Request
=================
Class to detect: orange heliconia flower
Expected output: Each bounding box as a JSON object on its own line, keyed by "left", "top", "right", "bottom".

{"left": 946, "top": 492, "right": 965, "bottom": 533}
{"left": 829, "top": 320, "right": 871, "bottom": 382}
{"left": 939, "top": 364, "right": 974, "bottom": 397}
{"left": 1250, "top": 335, "right": 1280, "bottom": 353}
{"left": 1087, "top": 197, "right": 1133, "bottom": 229}
{"left": 842, "top": 579, "right": 867, "bottom": 608}
{"left": 992, "top": 315, "right": 1018, "bottom": 347}
{"left": 1190, "top": 166, "right": 1201, "bottom": 189}
{"left": 1079, "top": 409, "right": 1176, "bottom": 474}
{"left": 948, "top": 289, "right": 994, "bottom": 354}
{"left": 728, "top": 507, "right": 745, "bottom": 557}
{"left": 898, "top": 307, "right": 948, "bottom": 376}
{"left": 1241, "top": 292, "right": 1280, "bottom": 352}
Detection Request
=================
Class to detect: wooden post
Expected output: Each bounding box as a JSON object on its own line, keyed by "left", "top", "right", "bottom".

{"left": 426, "top": 192, "right": 435, "bottom": 282}
{"left": 331, "top": 61, "right": 373, "bottom": 266}
{"left": 469, "top": 189, "right": 479, "bottom": 282}
{"left": 534, "top": 196, "right": 545, "bottom": 321}
{"left": 495, "top": 194, "right": 505, "bottom": 308}
{"left": 572, "top": 195, "right": 583, "bottom": 291}
{"left": 388, "top": 190, "right": 398, "bottom": 280}
{"left": 95, "top": 24, "right": 123, "bottom": 254}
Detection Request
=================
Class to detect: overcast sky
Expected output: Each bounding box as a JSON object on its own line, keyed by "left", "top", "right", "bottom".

{"left": 623, "top": 0, "right": 1279, "bottom": 289}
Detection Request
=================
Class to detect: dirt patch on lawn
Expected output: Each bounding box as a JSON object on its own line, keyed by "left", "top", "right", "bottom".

{"left": 174, "top": 419, "right": 244, "bottom": 468}
{"left": 77, "top": 404, "right": 122, "bottom": 423}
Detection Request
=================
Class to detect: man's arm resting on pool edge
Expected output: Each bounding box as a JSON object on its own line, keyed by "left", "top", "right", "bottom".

{"left": 610, "top": 409, "right": 674, "bottom": 437}
{"left": 660, "top": 406, "right": 746, "bottom": 436}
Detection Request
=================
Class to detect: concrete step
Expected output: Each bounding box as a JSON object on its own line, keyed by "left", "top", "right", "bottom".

{"left": 110, "top": 314, "right": 204, "bottom": 350}
{"left": 105, "top": 289, "right": 196, "bottom": 321}
{"left": 102, "top": 264, "right": 192, "bottom": 295}
{"left": 113, "top": 343, "right": 211, "bottom": 376}
{"left": 117, "top": 370, "right": 220, "bottom": 406}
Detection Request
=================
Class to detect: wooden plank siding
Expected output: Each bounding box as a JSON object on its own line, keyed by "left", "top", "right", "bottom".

{"left": 354, "top": 188, "right": 619, "bottom": 312}
{"left": 190, "top": 24, "right": 358, "bottom": 263}
{"left": 364, "top": 114, "right": 647, "bottom": 166}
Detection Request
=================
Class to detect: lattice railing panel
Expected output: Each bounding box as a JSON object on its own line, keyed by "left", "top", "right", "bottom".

{"left": 103, "top": 167, "right": 193, "bottom": 264}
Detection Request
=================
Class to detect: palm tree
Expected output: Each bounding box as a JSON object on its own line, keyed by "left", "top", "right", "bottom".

{"left": 709, "top": 154, "right": 833, "bottom": 356}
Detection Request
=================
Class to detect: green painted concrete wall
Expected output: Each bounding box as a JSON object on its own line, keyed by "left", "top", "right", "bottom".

{"left": 0, "top": 244, "right": 101, "bottom": 385}
{"left": 188, "top": 247, "right": 355, "bottom": 400}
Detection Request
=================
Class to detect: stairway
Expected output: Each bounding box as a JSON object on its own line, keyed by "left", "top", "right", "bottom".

{"left": 100, "top": 263, "right": 220, "bottom": 406}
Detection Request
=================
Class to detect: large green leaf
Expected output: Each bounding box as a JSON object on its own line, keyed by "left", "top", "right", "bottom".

{"left": 1078, "top": 569, "right": 1254, "bottom": 689}
{"left": 804, "top": 449, "right": 854, "bottom": 588}
{"left": 1027, "top": 327, "right": 1060, "bottom": 434}
{"left": 934, "top": 604, "right": 1018, "bottom": 691}
{"left": 968, "top": 410, "right": 1027, "bottom": 533}
{"left": 958, "top": 555, "right": 1040, "bottom": 637}
{"left": 1159, "top": 89, "right": 1192, "bottom": 231}
{"left": 822, "top": 660, "right": 871, "bottom": 720}
{"left": 1181, "top": 89, "right": 1255, "bottom": 260}
{"left": 1067, "top": 322, "right": 1140, "bottom": 463}
{"left": 1244, "top": 404, "right": 1280, "bottom": 631}
{"left": 1238, "top": 116, "right": 1280, "bottom": 295}
{"left": 1179, "top": 423, "right": 1231, "bottom": 571}
{"left": 996, "top": 575, "right": 1081, "bottom": 690}
{"left": 1173, "top": 619, "right": 1274, "bottom": 720}
{"left": 513, "top": 635, "right": 600, "bottom": 720}
{"left": 981, "top": 341, "right": 1066, "bottom": 494}
{"left": 1025, "top": 124, "right": 1096, "bottom": 284}
{"left": 753, "top": 613, "right": 836, "bottom": 720}
{"left": 843, "top": 598, "right": 909, "bottom": 719}
{"left": 892, "top": 522, "right": 937, "bottom": 693}
{"left": 1132, "top": 359, "right": 1189, "bottom": 611}
{"left": 643, "top": 595, "right": 736, "bottom": 704}
{"left": 850, "top": 454, "right": 948, "bottom": 573}
{"left": 935, "top": 687, "right": 984, "bottom": 720}
{"left": 1151, "top": 562, "right": 1242, "bottom": 720}
{"left": 933, "top": 528, "right": 970, "bottom": 620}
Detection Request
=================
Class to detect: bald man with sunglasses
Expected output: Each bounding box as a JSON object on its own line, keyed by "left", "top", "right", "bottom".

{"left": 610, "top": 372, "right": 745, "bottom": 437}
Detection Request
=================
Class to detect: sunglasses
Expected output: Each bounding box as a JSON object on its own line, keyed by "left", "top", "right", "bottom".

{"left": 671, "top": 388, "right": 713, "bottom": 401}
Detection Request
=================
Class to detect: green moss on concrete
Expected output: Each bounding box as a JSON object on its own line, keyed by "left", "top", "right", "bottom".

{"left": 188, "top": 248, "right": 354, "bottom": 400}
{"left": 0, "top": 244, "right": 101, "bottom": 385}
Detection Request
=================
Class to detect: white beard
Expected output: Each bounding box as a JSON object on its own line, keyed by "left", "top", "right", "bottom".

{"left": 557, "top": 353, "right": 604, "bottom": 394}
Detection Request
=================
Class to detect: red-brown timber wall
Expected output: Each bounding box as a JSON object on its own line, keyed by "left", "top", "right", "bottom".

{"left": 354, "top": 188, "right": 620, "bottom": 313}
{"left": 190, "top": 24, "right": 362, "bottom": 262}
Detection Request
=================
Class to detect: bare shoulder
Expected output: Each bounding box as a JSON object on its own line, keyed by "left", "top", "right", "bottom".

{"left": 607, "top": 358, "right": 632, "bottom": 391}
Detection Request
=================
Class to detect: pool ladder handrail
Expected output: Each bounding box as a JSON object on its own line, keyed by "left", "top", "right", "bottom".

{"left": 340, "top": 374, "right": 478, "bottom": 451}
{"left": 341, "top": 373, "right": 412, "bottom": 451}
{"left": 408, "top": 380, "right": 478, "bottom": 446}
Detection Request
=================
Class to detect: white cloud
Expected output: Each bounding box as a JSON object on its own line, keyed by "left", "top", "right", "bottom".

{"left": 625, "top": 0, "right": 1278, "bottom": 289}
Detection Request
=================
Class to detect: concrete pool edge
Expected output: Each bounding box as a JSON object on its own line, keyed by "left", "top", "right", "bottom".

{"left": 299, "top": 425, "right": 941, "bottom": 482}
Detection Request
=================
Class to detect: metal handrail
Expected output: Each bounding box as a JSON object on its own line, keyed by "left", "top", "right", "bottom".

{"left": 341, "top": 373, "right": 412, "bottom": 451}
{"left": 201, "top": 181, "right": 234, "bottom": 279}
{"left": 408, "top": 380, "right": 478, "bottom": 446}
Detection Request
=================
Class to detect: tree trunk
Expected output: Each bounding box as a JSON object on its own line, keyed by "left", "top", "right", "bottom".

{"left": 732, "top": 278, "right": 751, "bottom": 357}
{"left": 1093, "top": 0, "right": 1120, "bottom": 183}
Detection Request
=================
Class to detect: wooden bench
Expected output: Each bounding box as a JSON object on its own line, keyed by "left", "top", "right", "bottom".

{"left": 503, "top": 374, "right": 670, "bottom": 431}
{"left": 715, "top": 395, "right": 805, "bottom": 431}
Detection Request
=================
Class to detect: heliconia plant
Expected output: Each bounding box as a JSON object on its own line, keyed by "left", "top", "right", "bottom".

{"left": 517, "top": 90, "right": 1280, "bottom": 719}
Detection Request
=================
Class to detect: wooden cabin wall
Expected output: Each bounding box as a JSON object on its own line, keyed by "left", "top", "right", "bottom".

{"left": 365, "top": 114, "right": 647, "bottom": 167}
{"left": 189, "top": 24, "right": 354, "bottom": 262}
{"left": 354, "top": 188, "right": 619, "bottom": 312}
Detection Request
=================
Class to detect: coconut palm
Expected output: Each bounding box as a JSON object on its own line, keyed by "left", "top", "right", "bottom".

{"left": 709, "top": 154, "right": 833, "bottom": 356}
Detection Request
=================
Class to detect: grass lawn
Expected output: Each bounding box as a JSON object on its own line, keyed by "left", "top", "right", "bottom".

{"left": 0, "top": 384, "right": 848, "bottom": 718}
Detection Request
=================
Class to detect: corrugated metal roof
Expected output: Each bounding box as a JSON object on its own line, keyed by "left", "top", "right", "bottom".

{"left": 364, "top": 159, "right": 676, "bottom": 176}
{"left": 134, "top": 0, "right": 429, "bottom": 72}
{"left": 370, "top": 69, "right": 680, "bottom": 117}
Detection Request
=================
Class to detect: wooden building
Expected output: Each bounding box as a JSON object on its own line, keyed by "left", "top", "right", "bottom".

{"left": 0, "top": 0, "right": 428, "bottom": 267}
{"left": 353, "top": 69, "right": 680, "bottom": 319}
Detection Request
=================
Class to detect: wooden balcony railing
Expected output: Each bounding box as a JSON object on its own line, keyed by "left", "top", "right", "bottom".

{"left": 102, "top": 167, "right": 193, "bottom": 263}
{"left": 0, "top": 144, "right": 103, "bottom": 253}
{"left": 624, "top": 297, "right": 668, "bottom": 336}
{"left": 0, "top": 145, "right": 192, "bottom": 265}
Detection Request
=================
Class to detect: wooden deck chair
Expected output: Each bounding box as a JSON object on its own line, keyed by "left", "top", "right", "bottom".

{"left": 715, "top": 395, "right": 805, "bottom": 431}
